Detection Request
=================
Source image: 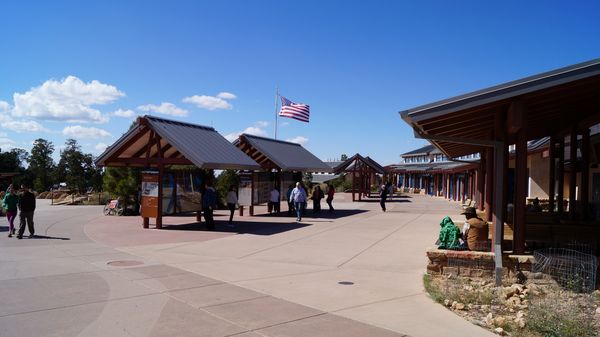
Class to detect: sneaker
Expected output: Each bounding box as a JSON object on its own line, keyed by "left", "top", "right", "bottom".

{"left": 17, "top": 236, "right": 22, "bottom": 240}
{"left": 7, "top": 233, "right": 12, "bottom": 238}
{"left": 29, "top": 234, "right": 35, "bottom": 238}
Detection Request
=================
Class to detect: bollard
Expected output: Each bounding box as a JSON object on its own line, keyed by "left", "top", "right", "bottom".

{"left": 239, "top": 205, "right": 244, "bottom": 216}
{"left": 249, "top": 205, "right": 254, "bottom": 216}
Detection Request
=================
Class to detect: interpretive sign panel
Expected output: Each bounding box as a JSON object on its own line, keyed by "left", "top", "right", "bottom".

{"left": 141, "top": 171, "right": 159, "bottom": 218}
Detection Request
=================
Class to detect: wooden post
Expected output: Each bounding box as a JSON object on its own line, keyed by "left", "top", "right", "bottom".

{"left": 514, "top": 128, "right": 528, "bottom": 254}
{"left": 581, "top": 128, "right": 590, "bottom": 220}
{"left": 250, "top": 172, "right": 255, "bottom": 216}
{"left": 352, "top": 168, "right": 356, "bottom": 202}
{"left": 569, "top": 128, "right": 577, "bottom": 219}
{"left": 155, "top": 132, "right": 164, "bottom": 229}
{"left": 557, "top": 137, "right": 565, "bottom": 214}
{"left": 492, "top": 142, "right": 505, "bottom": 286}
{"left": 549, "top": 136, "right": 556, "bottom": 213}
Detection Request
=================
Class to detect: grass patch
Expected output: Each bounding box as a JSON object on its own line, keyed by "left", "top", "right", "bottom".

{"left": 515, "top": 298, "right": 599, "bottom": 337}
{"left": 423, "top": 274, "right": 444, "bottom": 303}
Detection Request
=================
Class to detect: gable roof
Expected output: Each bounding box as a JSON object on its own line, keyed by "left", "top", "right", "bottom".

{"left": 332, "top": 153, "right": 386, "bottom": 174}
{"left": 233, "top": 134, "right": 331, "bottom": 172}
{"left": 95, "top": 115, "right": 260, "bottom": 170}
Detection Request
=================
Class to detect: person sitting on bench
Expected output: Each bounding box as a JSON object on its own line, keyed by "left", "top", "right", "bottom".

{"left": 461, "top": 207, "right": 489, "bottom": 251}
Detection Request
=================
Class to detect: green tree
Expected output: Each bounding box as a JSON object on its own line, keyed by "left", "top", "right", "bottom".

{"left": 215, "top": 169, "right": 240, "bottom": 202}
{"left": 56, "top": 139, "right": 102, "bottom": 193}
{"left": 28, "top": 139, "right": 55, "bottom": 192}
{"left": 103, "top": 167, "right": 140, "bottom": 209}
{"left": 341, "top": 154, "right": 348, "bottom": 161}
{"left": 0, "top": 148, "right": 29, "bottom": 189}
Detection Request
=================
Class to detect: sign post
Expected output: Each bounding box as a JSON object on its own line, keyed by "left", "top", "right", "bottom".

{"left": 141, "top": 171, "right": 159, "bottom": 228}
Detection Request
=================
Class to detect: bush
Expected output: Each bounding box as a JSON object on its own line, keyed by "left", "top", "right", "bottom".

{"left": 519, "top": 298, "right": 599, "bottom": 337}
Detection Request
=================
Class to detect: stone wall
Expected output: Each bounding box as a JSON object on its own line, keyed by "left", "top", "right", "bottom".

{"left": 426, "top": 249, "right": 534, "bottom": 279}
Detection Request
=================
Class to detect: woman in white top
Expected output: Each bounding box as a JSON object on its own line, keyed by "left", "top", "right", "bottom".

{"left": 226, "top": 185, "right": 238, "bottom": 225}
{"left": 269, "top": 187, "right": 280, "bottom": 214}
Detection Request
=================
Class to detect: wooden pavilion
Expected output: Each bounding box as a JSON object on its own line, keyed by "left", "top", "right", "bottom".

{"left": 401, "top": 58, "right": 600, "bottom": 282}
{"left": 95, "top": 115, "right": 260, "bottom": 228}
{"left": 233, "top": 134, "right": 331, "bottom": 214}
{"left": 332, "top": 154, "right": 387, "bottom": 201}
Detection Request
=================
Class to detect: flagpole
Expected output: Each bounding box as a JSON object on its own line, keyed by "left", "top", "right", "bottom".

{"left": 274, "top": 86, "right": 279, "bottom": 139}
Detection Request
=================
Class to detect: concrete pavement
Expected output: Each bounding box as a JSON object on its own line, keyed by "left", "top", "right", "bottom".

{"left": 0, "top": 194, "right": 495, "bottom": 337}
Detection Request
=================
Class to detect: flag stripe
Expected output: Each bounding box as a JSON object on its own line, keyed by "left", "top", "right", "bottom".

{"left": 279, "top": 95, "right": 310, "bottom": 123}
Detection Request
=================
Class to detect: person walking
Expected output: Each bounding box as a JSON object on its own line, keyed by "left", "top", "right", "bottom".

{"left": 290, "top": 182, "right": 307, "bottom": 221}
{"left": 2, "top": 186, "right": 19, "bottom": 237}
{"left": 225, "top": 185, "right": 238, "bottom": 226}
{"left": 286, "top": 184, "right": 295, "bottom": 216}
{"left": 326, "top": 183, "right": 335, "bottom": 212}
{"left": 269, "top": 186, "right": 280, "bottom": 214}
{"left": 202, "top": 183, "right": 217, "bottom": 230}
{"left": 379, "top": 182, "right": 390, "bottom": 212}
{"left": 312, "top": 185, "right": 324, "bottom": 214}
{"left": 17, "top": 184, "right": 36, "bottom": 239}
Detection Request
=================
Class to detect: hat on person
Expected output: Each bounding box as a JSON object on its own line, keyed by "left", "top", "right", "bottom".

{"left": 461, "top": 207, "right": 477, "bottom": 216}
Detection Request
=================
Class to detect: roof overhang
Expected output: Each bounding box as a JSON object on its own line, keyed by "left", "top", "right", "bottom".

{"left": 95, "top": 116, "right": 260, "bottom": 170}
{"left": 400, "top": 58, "right": 600, "bottom": 158}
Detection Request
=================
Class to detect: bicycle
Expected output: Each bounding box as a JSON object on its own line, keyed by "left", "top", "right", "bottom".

{"left": 103, "top": 199, "right": 124, "bottom": 216}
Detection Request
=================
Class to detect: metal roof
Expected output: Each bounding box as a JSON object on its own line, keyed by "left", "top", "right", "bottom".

{"left": 95, "top": 115, "right": 260, "bottom": 170}
{"left": 234, "top": 134, "right": 331, "bottom": 172}
{"left": 399, "top": 58, "right": 600, "bottom": 158}
{"left": 332, "top": 153, "right": 386, "bottom": 175}
{"left": 401, "top": 144, "right": 435, "bottom": 156}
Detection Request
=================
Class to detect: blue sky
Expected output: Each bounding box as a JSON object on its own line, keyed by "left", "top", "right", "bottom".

{"left": 1, "top": 0, "right": 599, "bottom": 165}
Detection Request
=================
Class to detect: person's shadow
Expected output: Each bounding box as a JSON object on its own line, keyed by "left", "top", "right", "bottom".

{"left": 28, "top": 235, "right": 71, "bottom": 240}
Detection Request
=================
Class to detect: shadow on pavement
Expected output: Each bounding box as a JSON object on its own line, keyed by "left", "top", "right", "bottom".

{"left": 30, "top": 235, "right": 71, "bottom": 240}
{"left": 161, "top": 220, "right": 311, "bottom": 236}
{"left": 251, "top": 209, "right": 368, "bottom": 219}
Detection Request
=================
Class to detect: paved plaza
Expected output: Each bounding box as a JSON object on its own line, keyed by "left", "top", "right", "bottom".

{"left": 0, "top": 193, "right": 495, "bottom": 337}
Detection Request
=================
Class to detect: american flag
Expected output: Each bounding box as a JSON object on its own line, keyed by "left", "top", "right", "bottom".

{"left": 279, "top": 96, "right": 310, "bottom": 123}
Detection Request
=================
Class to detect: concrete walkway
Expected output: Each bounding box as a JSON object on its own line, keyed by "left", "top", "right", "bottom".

{"left": 0, "top": 194, "right": 495, "bottom": 337}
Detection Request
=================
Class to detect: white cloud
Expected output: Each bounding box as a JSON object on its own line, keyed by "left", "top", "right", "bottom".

{"left": 62, "top": 126, "right": 112, "bottom": 139}
{"left": 1, "top": 120, "right": 49, "bottom": 133}
{"left": 255, "top": 121, "right": 269, "bottom": 128}
{"left": 138, "top": 102, "right": 188, "bottom": 117}
{"left": 0, "top": 131, "right": 7, "bottom": 137}
{"left": 217, "top": 92, "right": 237, "bottom": 100}
{"left": 112, "top": 109, "right": 135, "bottom": 118}
{"left": 182, "top": 92, "right": 235, "bottom": 110}
{"left": 224, "top": 121, "right": 270, "bottom": 142}
{"left": 0, "top": 100, "right": 10, "bottom": 112}
{"left": 286, "top": 136, "right": 309, "bottom": 146}
{"left": 12, "top": 76, "right": 123, "bottom": 123}
{"left": 95, "top": 142, "right": 108, "bottom": 153}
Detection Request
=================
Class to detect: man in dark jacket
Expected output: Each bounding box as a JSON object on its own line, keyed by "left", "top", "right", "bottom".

{"left": 202, "top": 183, "right": 217, "bottom": 231}
{"left": 17, "top": 184, "right": 36, "bottom": 239}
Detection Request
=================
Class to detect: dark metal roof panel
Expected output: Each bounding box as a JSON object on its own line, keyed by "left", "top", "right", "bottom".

{"left": 241, "top": 134, "right": 331, "bottom": 172}
{"left": 400, "top": 58, "right": 600, "bottom": 123}
{"left": 146, "top": 116, "right": 260, "bottom": 170}
{"left": 401, "top": 144, "right": 435, "bottom": 156}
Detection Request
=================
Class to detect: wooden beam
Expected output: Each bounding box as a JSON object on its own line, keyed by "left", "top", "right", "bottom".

{"left": 549, "top": 136, "right": 556, "bottom": 212}
{"left": 569, "top": 127, "right": 577, "bottom": 219}
{"left": 581, "top": 128, "right": 590, "bottom": 220}
{"left": 557, "top": 137, "right": 565, "bottom": 214}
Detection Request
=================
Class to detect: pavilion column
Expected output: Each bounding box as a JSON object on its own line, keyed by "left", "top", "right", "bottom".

{"left": 549, "top": 136, "right": 556, "bottom": 213}
{"left": 155, "top": 133, "right": 164, "bottom": 229}
{"left": 581, "top": 128, "right": 590, "bottom": 220}
{"left": 352, "top": 168, "right": 356, "bottom": 202}
{"left": 485, "top": 147, "right": 494, "bottom": 221}
{"left": 557, "top": 137, "right": 565, "bottom": 214}
{"left": 477, "top": 161, "right": 485, "bottom": 211}
{"left": 513, "top": 128, "right": 528, "bottom": 254}
{"left": 569, "top": 127, "right": 578, "bottom": 219}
